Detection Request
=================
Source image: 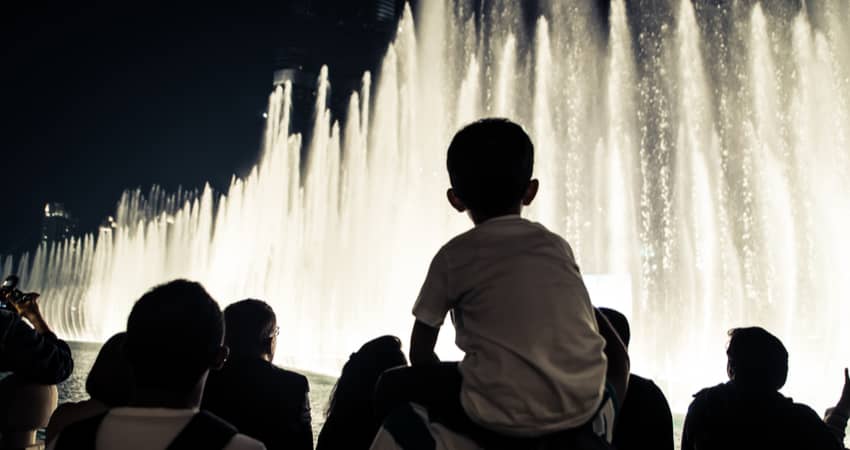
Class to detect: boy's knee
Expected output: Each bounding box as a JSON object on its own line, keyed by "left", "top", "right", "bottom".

{"left": 373, "top": 366, "right": 411, "bottom": 420}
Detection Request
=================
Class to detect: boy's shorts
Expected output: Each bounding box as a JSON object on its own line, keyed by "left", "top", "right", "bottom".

{"left": 374, "top": 364, "right": 618, "bottom": 449}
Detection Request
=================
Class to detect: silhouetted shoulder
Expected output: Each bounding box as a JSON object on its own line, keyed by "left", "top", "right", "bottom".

{"left": 691, "top": 383, "right": 727, "bottom": 402}
{"left": 627, "top": 374, "right": 669, "bottom": 405}
{"left": 268, "top": 365, "right": 309, "bottom": 392}
{"left": 787, "top": 402, "right": 843, "bottom": 449}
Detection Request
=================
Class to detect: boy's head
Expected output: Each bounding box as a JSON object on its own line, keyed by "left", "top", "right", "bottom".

{"left": 126, "top": 280, "right": 227, "bottom": 399}
{"left": 224, "top": 299, "right": 278, "bottom": 361}
{"left": 726, "top": 327, "right": 788, "bottom": 391}
{"left": 446, "top": 118, "right": 538, "bottom": 222}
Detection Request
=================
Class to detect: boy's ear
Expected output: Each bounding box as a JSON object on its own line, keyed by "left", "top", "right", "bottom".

{"left": 522, "top": 179, "right": 539, "bottom": 206}
{"left": 447, "top": 188, "right": 467, "bottom": 212}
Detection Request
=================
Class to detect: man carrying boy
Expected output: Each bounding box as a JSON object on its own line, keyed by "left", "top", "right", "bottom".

{"left": 375, "top": 118, "right": 628, "bottom": 447}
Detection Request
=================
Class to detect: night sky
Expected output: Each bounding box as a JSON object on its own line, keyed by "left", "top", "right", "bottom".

{"left": 1, "top": 4, "right": 288, "bottom": 254}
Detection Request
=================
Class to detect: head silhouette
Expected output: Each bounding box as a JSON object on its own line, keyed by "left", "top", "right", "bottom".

{"left": 446, "top": 118, "right": 537, "bottom": 221}
{"left": 326, "top": 335, "right": 406, "bottom": 422}
{"left": 599, "top": 307, "right": 630, "bottom": 347}
{"left": 86, "top": 332, "right": 133, "bottom": 407}
{"left": 126, "top": 280, "right": 225, "bottom": 397}
{"left": 223, "top": 299, "right": 277, "bottom": 360}
{"left": 726, "top": 327, "right": 788, "bottom": 391}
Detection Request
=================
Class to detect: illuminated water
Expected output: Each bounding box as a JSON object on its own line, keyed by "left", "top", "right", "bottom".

{"left": 4, "top": 0, "right": 850, "bottom": 414}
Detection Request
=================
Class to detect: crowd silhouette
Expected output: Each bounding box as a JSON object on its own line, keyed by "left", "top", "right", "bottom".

{"left": 1, "top": 118, "right": 849, "bottom": 449}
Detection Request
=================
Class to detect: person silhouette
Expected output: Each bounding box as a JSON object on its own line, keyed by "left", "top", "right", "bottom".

{"left": 682, "top": 327, "right": 842, "bottom": 450}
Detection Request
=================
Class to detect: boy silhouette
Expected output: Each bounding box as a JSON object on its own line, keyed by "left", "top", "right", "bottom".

{"left": 375, "top": 118, "right": 627, "bottom": 446}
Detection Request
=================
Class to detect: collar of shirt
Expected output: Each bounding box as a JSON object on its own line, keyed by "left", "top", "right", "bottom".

{"left": 477, "top": 214, "right": 523, "bottom": 226}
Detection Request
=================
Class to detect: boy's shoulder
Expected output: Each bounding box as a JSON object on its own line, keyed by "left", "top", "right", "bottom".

{"left": 445, "top": 216, "right": 572, "bottom": 250}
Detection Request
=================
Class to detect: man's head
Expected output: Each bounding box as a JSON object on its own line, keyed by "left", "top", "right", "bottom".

{"left": 446, "top": 118, "right": 538, "bottom": 222}
{"left": 223, "top": 299, "right": 278, "bottom": 360}
{"left": 599, "top": 307, "right": 630, "bottom": 347}
{"left": 126, "top": 280, "right": 226, "bottom": 399}
{"left": 726, "top": 327, "right": 788, "bottom": 391}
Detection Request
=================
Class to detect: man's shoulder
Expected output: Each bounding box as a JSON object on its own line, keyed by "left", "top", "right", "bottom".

{"left": 688, "top": 382, "right": 730, "bottom": 412}
{"left": 628, "top": 374, "right": 667, "bottom": 400}
{"left": 267, "top": 365, "right": 309, "bottom": 390}
{"left": 788, "top": 400, "right": 828, "bottom": 424}
{"left": 225, "top": 433, "right": 267, "bottom": 450}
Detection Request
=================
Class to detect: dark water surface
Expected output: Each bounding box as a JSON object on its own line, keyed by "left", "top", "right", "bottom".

{"left": 60, "top": 342, "right": 336, "bottom": 441}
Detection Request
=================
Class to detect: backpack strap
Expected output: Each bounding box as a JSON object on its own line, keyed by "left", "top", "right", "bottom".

{"left": 53, "top": 412, "right": 109, "bottom": 450}
{"left": 166, "top": 410, "right": 238, "bottom": 450}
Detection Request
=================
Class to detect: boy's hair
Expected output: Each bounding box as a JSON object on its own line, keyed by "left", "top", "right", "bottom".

{"left": 126, "top": 279, "right": 223, "bottom": 394}
{"left": 447, "top": 118, "right": 534, "bottom": 217}
{"left": 726, "top": 327, "right": 788, "bottom": 391}
{"left": 224, "top": 299, "right": 277, "bottom": 357}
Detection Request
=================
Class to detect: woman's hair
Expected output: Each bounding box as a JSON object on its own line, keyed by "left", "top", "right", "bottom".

{"left": 325, "top": 335, "right": 407, "bottom": 420}
{"left": 86, "top": 332, "right": 133, "bottom": 407}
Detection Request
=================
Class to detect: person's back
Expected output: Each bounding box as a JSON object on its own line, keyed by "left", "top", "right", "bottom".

{"left": 681, "top": 327, "right": 841, "bottom": 450}
{"left": 420, "top": 215, "right": 606, "bottom": 433}
{"left": 48, "top": 280, "right": 265, "bottom": 450}
{"left": 316, "top": 336, "right": 407, "bottom": 450}
{"left": 376, "top": 119, "right": 615, "bottom": 444}
{"left": 204, "top": 357, "right": 310, "bottom": 449}
{"left": 683, "top": 381, "right": 839, "bottom": 450}
{"left": 203, "top": 299, "right": 311, "bottom": 450}
{"left": 0, "top": 298, "right": 73, "bottom": 385}
{"left": 0, "top": 285, "right": 73, "bottom": 449}
{"left": 598, "top": 308, "right": 673, "bottom": 450}
{"left": 47, "top": 332, "right": 133, "bottom": 443}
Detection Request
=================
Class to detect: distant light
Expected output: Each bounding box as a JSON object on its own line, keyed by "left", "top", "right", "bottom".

{"left": 262, "top": 112, "right": 269, "bottom": 119}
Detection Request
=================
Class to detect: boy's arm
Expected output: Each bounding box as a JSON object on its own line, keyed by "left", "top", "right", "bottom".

{"left": 411, "top": 250, "right": 450, "bottom": 365}
{"left": 594, "top": 308, "right": 630, "bottom": 406}
{"left": 410, "top": 320, "right": 440, "bottom": 365}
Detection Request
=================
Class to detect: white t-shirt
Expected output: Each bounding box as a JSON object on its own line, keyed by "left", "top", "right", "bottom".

{"left": 413, "top": 215, "right": 608, "bottom": 436}
{"left": 46, "top": 407, "right": 265, "bottom": 450}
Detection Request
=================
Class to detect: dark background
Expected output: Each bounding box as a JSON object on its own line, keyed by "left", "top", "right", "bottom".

{"left": 0, "top": 4, "right": 281, "bottom": 254}
{"left": 0, "top": 1, "right": 401, "bottom": 255}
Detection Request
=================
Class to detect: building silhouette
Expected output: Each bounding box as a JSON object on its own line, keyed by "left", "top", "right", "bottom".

{"left": 41, "top": 203, "right": 77, "bottom": 243}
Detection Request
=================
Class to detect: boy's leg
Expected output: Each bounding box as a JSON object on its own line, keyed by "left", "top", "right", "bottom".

{"left": 373, "top": 362, "right": 473, "bottom": 430}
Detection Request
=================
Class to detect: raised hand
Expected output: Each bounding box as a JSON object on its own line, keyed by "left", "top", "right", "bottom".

{"left": 836, "top": 368, "right": 850, "bottom": 415}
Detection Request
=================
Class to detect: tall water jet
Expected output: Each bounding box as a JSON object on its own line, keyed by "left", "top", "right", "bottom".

{"left": 5, "top": 0, "right": 850, "bottom": 412}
